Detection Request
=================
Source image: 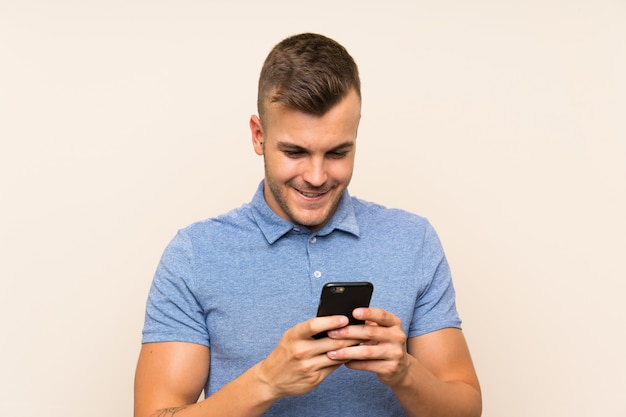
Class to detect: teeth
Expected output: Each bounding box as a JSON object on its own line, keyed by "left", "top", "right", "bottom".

{"left": 299, "top": 190, "right": 324, "bottom": 198}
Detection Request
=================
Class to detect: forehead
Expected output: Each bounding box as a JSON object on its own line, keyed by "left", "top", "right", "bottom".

{"left": 262, "top": 90, "right": 361, "bottom": 146}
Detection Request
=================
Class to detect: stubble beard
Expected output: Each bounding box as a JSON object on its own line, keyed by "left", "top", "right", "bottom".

{"left": 264, "top": 168, "right": 343, "bottom": 230}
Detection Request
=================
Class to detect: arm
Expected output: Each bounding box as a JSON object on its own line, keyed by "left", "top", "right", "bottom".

{"left": 394, "top": 329, "right": 482, "bottom": 417}
{"left": 134, "top": 342, "right": 275, "bottom": 417}
{"left": 134, "top": 315, "right": 360, "bottom": 417}
{"left": 327, "top": 308, "right": 482, "bottom": 417}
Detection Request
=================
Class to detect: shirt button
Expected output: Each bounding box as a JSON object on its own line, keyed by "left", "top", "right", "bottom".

{"left": 313, "top": 271, "right": 322, "bottom": 278}
{"left": 310, "top": 237, "right": 317, "bottom": 243}
{"left": 293, "top": 227, "right": 300, "bottom": 232}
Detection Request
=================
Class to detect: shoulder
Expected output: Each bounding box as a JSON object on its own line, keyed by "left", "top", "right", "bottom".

{"left": 180, "top": 203, "right": 257, "bottom": 239}
{"left": 350, "top": 196, "right": 431, "bottom": 233}
{"left": 157, "top": 203, "right": 265, "bottom": 274}
{"left": 161, "top": 203, "right": 264, "bottom": 259}
{"left": 348, "top": 196, "right": 445, "bottom": 254}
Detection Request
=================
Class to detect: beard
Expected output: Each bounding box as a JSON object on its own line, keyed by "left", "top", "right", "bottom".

{"left": 264, "top": 169, "right": 345, "bottom": 231}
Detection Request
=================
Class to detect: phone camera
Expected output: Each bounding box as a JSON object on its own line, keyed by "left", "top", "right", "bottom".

{"left": 330, "top": 286, "right": 345, "bottom": 294}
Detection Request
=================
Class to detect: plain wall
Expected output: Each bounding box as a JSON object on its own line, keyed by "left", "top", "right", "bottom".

{"left": 1, "top": 1, "right": 624, "bottom": 416}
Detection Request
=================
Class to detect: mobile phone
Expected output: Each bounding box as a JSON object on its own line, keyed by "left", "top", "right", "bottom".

{"left": 313, "top": 281, "right": 374, "bottom": 339}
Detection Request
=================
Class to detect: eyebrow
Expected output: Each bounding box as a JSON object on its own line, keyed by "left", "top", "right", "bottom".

{"left": 276, "top": 141, "right": 355, "bottom": 152}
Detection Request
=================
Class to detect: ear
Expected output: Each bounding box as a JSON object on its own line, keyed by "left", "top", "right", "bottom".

{"left": 249, "top": 115, "right": 264, "bottom": 156}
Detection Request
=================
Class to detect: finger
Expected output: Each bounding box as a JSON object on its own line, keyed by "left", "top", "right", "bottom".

{"left": 326, "top": 340, "right": 403, "bottom": 363}
{"left": 343, "top": 349, "right": 411, "bottom": 386}
{"left": 327, "top": 322, "right": 385, "bottom": 341}
{"left": 295, "top": 315, "right": 350, "bottom": 339}
{"left": 328, "top": 322, "right": 406, "bottom": 347}
{"left": 353, "top": 307, "right": 401, "bottom": 327}
{"left": 326, "top": 342, "right": 385, "bottom": 361}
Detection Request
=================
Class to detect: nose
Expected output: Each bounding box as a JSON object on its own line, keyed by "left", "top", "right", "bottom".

{"left": 302, "top": 156, "right": 327, "bottom": 187}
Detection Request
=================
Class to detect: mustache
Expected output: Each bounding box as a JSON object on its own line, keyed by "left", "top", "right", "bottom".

{"left": 291, "top": 184, "right": 333, "bottom": 195}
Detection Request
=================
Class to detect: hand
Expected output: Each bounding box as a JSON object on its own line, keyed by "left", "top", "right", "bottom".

{"left": 256, "top": 315, "right": 362, "bottom": 399}
{"left": 325, "top": 308, "right": 410, "bottom": 387}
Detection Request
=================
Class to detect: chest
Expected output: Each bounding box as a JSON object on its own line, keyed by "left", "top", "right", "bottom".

{"left": 192, "top": 233, "right": 422, "bottom": 366}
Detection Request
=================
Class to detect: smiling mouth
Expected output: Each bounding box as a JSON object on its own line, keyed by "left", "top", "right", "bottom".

{"left": 296, "top": 188, "right": 328, "bottom": 199}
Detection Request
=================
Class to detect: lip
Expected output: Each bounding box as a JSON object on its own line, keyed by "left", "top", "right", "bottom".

{"left": 295, "top": 188, "right": 328, "bottom": 201}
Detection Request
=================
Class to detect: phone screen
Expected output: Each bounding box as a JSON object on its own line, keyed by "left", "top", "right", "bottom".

{"left": 313, "top": 281, "right": 373, "bottom": 339}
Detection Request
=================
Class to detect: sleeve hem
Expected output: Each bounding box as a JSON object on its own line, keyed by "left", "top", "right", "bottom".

{"left": 141, "top": 333, "right": 210, "bottom": 347}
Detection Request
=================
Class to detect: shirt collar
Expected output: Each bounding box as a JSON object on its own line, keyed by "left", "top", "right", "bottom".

{"left": 250, "top": 180, "right": 360, "bottom": 244}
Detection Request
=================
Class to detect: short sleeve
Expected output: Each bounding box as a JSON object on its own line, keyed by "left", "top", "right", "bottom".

{"left": 408, "top": 220, "right": 462, "bottom": 337}
{"left": 141, "top": 230, "right": 210, "bottom": 346}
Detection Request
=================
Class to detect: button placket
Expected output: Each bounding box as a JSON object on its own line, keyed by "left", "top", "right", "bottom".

{"left": 307, "top": 234, "right": 322, "bottom": 279}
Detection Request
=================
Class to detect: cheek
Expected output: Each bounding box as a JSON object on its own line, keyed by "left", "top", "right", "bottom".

{"left": 329, "top": 159, "right": 355, "bottom": 182}
{"left": 266, "top": 156, "right": 299, "bottom": 180}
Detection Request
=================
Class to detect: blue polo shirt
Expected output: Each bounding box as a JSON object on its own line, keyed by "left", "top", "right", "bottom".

{"left": 142, "top": 180, "right": 461, "bottom": 416}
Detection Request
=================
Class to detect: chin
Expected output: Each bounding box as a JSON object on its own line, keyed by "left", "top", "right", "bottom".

{"left": 293, "top": 209, "right": 333, "bottom": 230}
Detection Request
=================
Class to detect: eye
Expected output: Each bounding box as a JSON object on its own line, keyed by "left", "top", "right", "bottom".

{"left": 327, "top": 151, "right": 349, "bottom": 159}
{"left": 284, "top": 150, "right": 305, "bottom": 158}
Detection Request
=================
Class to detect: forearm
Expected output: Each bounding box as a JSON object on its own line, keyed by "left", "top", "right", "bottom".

{"left": 391, "top": 355, "right": 482, "bottom": 417}
{"left": 148, "top": 363, "right": 276, "bottom": 417}
{"left": 138, "top": 318, "right": 352, "bottom": 417}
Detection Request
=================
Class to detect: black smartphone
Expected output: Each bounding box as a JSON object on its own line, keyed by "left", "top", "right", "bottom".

{"left": 313, "top": 281, "right": 374, "bottom": 339}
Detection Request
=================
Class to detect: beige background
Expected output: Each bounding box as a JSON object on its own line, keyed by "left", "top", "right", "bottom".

{"left": 1, "top": 1, "right": 625, "bottom": 416}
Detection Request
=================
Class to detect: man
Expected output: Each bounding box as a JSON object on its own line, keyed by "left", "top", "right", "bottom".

{"left": 135, "top": 33, "right": 481, "bottom": 417}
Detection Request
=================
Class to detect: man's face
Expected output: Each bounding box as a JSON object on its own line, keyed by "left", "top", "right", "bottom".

{"left": 250, "top": 89, "right": 361, "bottom": 232}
